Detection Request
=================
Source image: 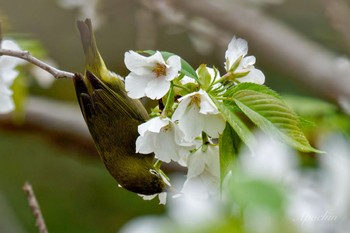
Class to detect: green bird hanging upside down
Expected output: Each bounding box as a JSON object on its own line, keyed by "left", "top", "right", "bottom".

{"left": 73, "top": 19, "right": 166, "bottom": 195}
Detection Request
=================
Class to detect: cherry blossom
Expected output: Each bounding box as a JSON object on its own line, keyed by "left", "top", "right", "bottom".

{"left": 136, "top": 117, "right": 192, "bottom": 165}
{"left": 225, "top": 37, "right": 265, "bottom": 84}
{"left": 124, "top": 51, "right": 181, "bottom": 100}
{"left": 172, "top": 89, "right": 225, "bottom": 141}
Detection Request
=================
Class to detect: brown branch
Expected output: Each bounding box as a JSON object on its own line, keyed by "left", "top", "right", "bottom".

{"left": 23, "top": 182, "right": 49, "bottom": 233}
{"left": 140, "top": 0, "right": 230, "bottom": 53}
{"left": 167, "top": 0, "right": 350, "bottom": 105}
{"left": 0, "top": 48, "right": 75, "bottom": 79}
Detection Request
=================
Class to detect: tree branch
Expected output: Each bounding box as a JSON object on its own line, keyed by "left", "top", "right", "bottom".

{"left": 0, "top": 48, "right": 75, "bottom": 79}
{"left": 23, "top": 182, "right": 49, "bottom": 233}
{"left": 167, "top": 0, "right": 350, "bottom": 105}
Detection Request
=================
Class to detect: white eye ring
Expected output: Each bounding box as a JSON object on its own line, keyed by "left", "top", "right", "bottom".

{"left": 149, "top": 169, "right": 160, "bottom": 176}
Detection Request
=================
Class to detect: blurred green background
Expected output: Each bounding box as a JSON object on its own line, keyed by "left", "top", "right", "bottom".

{"left": 0, "top": 0, "right": 349, "bottom": 232}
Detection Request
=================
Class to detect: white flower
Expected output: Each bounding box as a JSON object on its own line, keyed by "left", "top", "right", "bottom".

{"left": 172, "top": 89, "right": 225, "bottom": 141}
{"left": 124, "top": 51, "right": 181, "bottom": 100}
{"left": 136, "top": 117, "right": 191, "bottom": 165}
{"left": 181, "top": 145, "right": 220, "bottom": 199}
{"left": 225, "top": 37, "right": 265, "bottom": 84}
{"left": 0, "top": 40, "right": 25, "bottom": 113}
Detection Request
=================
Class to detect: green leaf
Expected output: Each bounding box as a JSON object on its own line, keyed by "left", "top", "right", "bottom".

{"left": 219, "top": 123, "right": 240, "bottom": 186}
{"left": 212, "top": 98, "right": 256, "bottom": 151}
{"left": 11, "top": 69, "right": 28, "bottom": 124}
{"left": 142, "top": 50, "right": 198, "bottom": 81}
{"left": 197, "top": 64, "right": 211, "bottom": 90}
{"left": 231, "top": 89, "right": 320, "bottom": 153}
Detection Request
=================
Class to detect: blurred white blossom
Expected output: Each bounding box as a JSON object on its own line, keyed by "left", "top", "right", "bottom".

{"left": 30, "top": 58, "right": 56, "bottom": 88}
{"left": 0, "top": 40, "right": 25, "bottom": 113}
{"left": 239, "top": 132, "right": 298, "bottom": 184}
{"left": 181, "top": 145, "right": 220, "bottom": 199}
{"left": 57, "top": 0, "right": 104, "bottom": 29}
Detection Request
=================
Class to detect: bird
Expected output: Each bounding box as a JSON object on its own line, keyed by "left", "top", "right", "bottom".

{"left": 73, "top": 18, "right": 166, "bottom": 195}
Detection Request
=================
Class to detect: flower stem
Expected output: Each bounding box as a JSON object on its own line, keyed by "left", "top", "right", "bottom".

{"left": 154, "top": 159, "right": 162, "bottom": 169}
{"left": 161, "top": 82, "right": 175, "bottom": 117}
{"left": 173, "top": 83, "right": 192, "bottom": 93}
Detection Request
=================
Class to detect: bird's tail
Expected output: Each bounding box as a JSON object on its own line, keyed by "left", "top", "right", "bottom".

{"left": 76, "top": 18, "right": 111, "bottom": 83}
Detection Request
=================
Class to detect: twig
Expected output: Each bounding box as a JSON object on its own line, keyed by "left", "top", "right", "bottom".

{"left": 23, "top": 182, "right": 49, "bottom": 233}
{"left": 0, "top": 48, "right": 75, "bottom": 79}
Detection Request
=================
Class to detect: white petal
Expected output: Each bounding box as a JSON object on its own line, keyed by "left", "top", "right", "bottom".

{"left": 138, "top": 117, "right": 169, "bottom": 135}
{"left": 198, "top": 90, "right": 219, "bottom": 115}
{"left": 238, "top": 68, "right": 265, "bottom": 84}
{"left": 165, "top": 55, "right": 181, "bottom": 81}
{"left": 187, "top": 151, "right": 206, "bottom": 178}
{"left": 203, "top": 146, "right": 220, "bottom": 178}
{"left": 172, "top": 97, "right": 191, "bottom": 121}
{"left": 0, "top": 69, "right": 19, "bottom": 86}
{"left": 154, "top": 121, "right": 192, "bottom": 163}
{"left": 241, "top": 56, "right": 256, "bottom": 67}
{"left": 202, "top": 114, "right": 226, "bottom": 138}
{"left": 172, "top": 121, "right": 193, "bottom": 146}
{"left": 180, "top": 75, "right": 195, "bottom": 85}
{"left": 136, "top": 133, "right": 156, "bottom": 154}
{"left": 125, "top": 73, "right": 153, "bottom": 99}
{"left": 181, "top": 171, "right": 219, "bottom": 199}
{"left": 148, "top": 51, "right": 166, "bottom": 66}
{"left": 0, "top": 87, "right": 15, "bottom": 113}
{"left": 225, "top": 37, "right": 248, "bottom": 71}
{"left": 145, "top": 77, "right": 170, "bottom": 100}
{"left": 124, "top": 51, "right": 152, "bottom": 75}
{"left": 2, "top": 40, "right": 21, "bottom": 51}
{"left": 177, "top": 104, "right": 204, "bottom": 141}
{"left": 154, "top": 131, "right": 177, "bottom": 163}
{"left": 0, "top": 40, "right": 25, "bottom": 70}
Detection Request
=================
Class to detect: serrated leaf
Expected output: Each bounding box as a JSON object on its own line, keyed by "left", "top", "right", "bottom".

{"left": 232, "top": 89, "right": 320, "bottom": 153}
{"left": 212, "top": 98, "right": 256, "bottom": 151}
{"left": 142, "top": 50, "right": 198, "bottom": 81}
{"left": 219, "top": 123, "right": 240, "bottom": 186}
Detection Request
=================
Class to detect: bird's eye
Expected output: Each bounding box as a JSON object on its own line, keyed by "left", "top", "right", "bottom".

{"left": 149, "top": 169, "right": 160, "bottom": 177}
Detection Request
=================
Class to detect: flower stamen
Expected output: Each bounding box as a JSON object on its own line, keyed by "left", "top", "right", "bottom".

{"left": 153, "top": 63, "right": 167, "bottom": 77}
